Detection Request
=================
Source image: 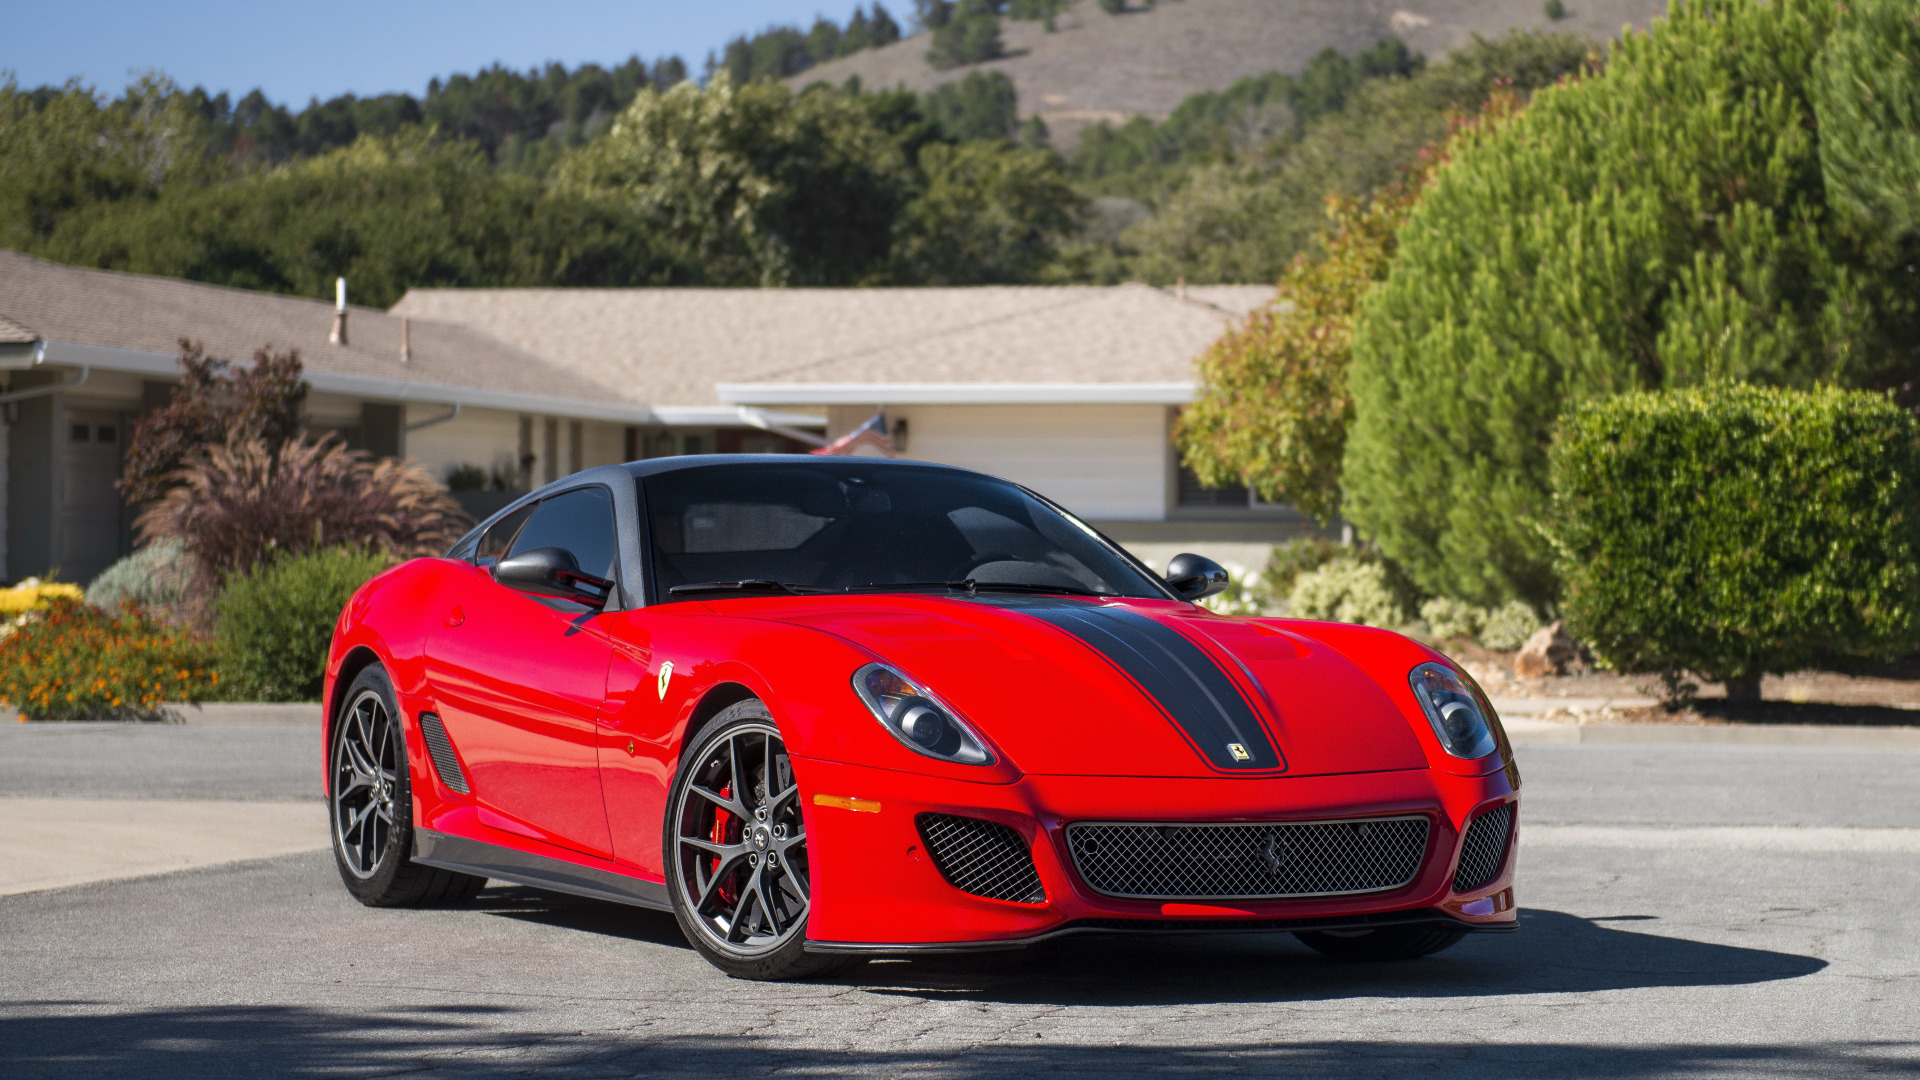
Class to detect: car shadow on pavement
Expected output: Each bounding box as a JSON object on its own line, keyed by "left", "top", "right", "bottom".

{"left": 469, "top": 884, "right": 693, "bottom": 950}
{"left": 3, "top": 1007, "right": 1911, "bottom": 1079}
{"left": 844, "top": 907, "right": 1826, "bottom": 1005}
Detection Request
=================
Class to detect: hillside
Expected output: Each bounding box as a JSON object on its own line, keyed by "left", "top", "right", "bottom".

{"left": 791, "top": 0, "right": 1666, "bottom": 147}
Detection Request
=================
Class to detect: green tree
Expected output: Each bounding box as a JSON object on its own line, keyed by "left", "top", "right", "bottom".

{"left": 1813, "top": 0, "right": 1920, "bottom": 240}
{"left": 922, "top": 71, "right": 1019, "bottom": 142}
{"left": 1344, "top": 0, "right": 1920, "bottom": 610}
{"left": 893, "top": 140, "right": 1081, "bottom": 283}
{"left": 927, "top": 0, "right": 1006, "bottom": 70}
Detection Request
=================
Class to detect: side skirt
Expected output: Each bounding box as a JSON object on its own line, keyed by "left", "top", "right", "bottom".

{"left": 804, "top": 908, "right": 1513, "bottom": 955}
{"left": 414, "top": 828, "right": 672, "bottom": 913}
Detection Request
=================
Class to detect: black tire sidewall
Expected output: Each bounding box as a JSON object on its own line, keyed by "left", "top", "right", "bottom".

{"left": 664, "top": 700, "right": 836, "bottom": 980}
{"left": 329, "top": 665, "right": 418, "bottom": 903}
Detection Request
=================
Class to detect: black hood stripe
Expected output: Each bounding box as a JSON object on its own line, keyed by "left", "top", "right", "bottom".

{"left": 980, "top": 598, "right": 1282, "bottom": 771}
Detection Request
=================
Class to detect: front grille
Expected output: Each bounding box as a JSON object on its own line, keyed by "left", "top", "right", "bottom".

{"left": 917, "top": 813, "right": 1046, "bottom": 904}
{"left": 1452, "top": 803, "right": 1514, "bottom": 893}
{"left": 1066, "top": 816, "right": 1430, "bottom": 900}
{"left": 417, "top": 712, "right": 470, "bottom": 794}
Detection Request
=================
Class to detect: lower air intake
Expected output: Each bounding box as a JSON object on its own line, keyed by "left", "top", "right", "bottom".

{"left": 417, "top": 712, "right": 470, "bottom": 794}
{"left": 916, "top": 813, "right": 1046, "bottom": 904}
{"left": 1066, "top": 816, "right": 1430, "bottom": 900}
{"left": 1452, "top": 803, "right": 1514, "bottom": 893}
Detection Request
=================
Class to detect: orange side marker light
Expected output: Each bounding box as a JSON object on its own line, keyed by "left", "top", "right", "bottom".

{"left": 812, "top": 793, "right": 882, "bottom": 813}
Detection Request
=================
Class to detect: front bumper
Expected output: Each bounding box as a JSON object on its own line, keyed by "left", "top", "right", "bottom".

{"left": 795, "top": 756, "right": 1519, "bottom": 951}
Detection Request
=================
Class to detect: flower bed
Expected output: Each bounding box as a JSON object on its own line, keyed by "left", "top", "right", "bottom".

{"left": 0, "top": 599, "right": 219, "bottom": 721}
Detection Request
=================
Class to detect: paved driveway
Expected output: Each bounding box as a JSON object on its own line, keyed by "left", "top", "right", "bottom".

{"left": 2, "top": 720, "right": 1916, "bottom": 1078}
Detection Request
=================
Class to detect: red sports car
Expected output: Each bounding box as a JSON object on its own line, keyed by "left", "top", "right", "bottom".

{"left": 324, "top": 456, "right": 1518, "bottom": 980}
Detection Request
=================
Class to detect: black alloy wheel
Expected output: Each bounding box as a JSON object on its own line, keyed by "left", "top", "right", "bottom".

{"left": 329, "top": 665, "right": 485, "bottom": 907}
{"left": 666, "top": 700, "right": 860, "bottom": 980}
{"left": 1294, "top": 925, "right": 1467, "bottom": 961}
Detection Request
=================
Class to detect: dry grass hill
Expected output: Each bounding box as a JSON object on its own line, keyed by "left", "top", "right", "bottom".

{"left": 791, "top": 0, "right": 1667, "bottom": 147}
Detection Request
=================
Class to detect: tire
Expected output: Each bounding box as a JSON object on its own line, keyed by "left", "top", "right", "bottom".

{"left": 1294, "top": 925, "right": 1467, "bottom": 961}
{"left": 329, "top": 664, "right": 486, "bottom": 908}
{"left": 664, "top": 700, "right": 862, "bottom": 981}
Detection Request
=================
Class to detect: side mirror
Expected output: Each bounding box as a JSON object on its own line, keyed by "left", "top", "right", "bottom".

{"left": 1165, "top": 553, "right": 1229, "bottom": 602}
{"left": 493, "top": 546, "right": 613, "bottom": 609}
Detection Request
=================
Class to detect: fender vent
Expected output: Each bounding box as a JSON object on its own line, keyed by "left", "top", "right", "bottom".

{"left": 1453, "top": 803, "right": 1514, "bottom": 893}
{"left": 418, "top": 712, "right": 470, "bottom": 794}
{"left": 916, "top": 813, "right": 1046, "bottom": 905}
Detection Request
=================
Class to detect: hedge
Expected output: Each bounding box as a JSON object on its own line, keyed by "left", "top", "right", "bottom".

{"left": 214, "top": 547, "right": 391, "bottom": 702}
{"left": 1549, "top": 384, "right": 1920, "bottom": 699}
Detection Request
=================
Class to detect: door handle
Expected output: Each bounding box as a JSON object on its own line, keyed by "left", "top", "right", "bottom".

{"left": 443, "top": 606, "right": 465, "bottom": 627}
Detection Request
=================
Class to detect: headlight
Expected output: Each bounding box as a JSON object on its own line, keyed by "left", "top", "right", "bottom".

{"left": 1408, "top": 661, "right": 1499, "bottom": 760}
{"left": 852, "top": 663, "right": 994, "bottom": 765}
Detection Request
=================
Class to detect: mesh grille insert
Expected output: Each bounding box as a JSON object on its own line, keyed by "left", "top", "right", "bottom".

{"left": 417, "top": 712, "right": 469, "bottom": 794}
{"left": 1066, "top": 816, "right": 1430, "bottom": 900}
{"left": 1452, "top": 803, "right": 1514, "bottom": 893}
{"left": 916, "top": 813, "right": 1046, "bottom": 904}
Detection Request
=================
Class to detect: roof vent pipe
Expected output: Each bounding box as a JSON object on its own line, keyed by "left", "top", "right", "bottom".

{"left": 329, "top": 277, "right": 349, "bottom": 345}
{"left": 400, "top": 317, "right": 411, "bottom": 364}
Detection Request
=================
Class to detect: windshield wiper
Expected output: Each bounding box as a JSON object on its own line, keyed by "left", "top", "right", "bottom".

{"left": 843, "top": 580, "right": 1107, "bottom": 598}
{"left": 667, "top": 580, "right": 827, "bottom": 598}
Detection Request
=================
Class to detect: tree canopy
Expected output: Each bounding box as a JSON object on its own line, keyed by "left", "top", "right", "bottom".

{"left": 1342, "top": 0, "right": 1920, "bottom": 609}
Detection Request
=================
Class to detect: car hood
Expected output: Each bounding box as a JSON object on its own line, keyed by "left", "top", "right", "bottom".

{"left": 735, "top": 594, "right": 1428, "bottom": 779}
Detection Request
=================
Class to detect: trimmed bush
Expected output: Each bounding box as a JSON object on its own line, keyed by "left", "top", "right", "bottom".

{"left": 86, "top": 539, "right": 196, "bottom": 623}
{"left": 1549, "top": 384, "right": 1920, "bottom": 699}
{"left": 1478, "top": 601, "right": 1541, "bottom": 652}
{"left": 214, "top": 547, "right": 392, "bottom": 702}
{"left": 1419, "top": 597, "right": 1483, "bottom": 642}
{"left": 1288, "top": 559, "right": 1411, "bottom": 627}
{"left": 0, "top": 599, "right": 219, "bottom": 720}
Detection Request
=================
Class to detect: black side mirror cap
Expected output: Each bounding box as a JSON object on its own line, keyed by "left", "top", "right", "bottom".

{"left": 493, "top": 546, "right": 613, "bottom": 609}
{"left": 1165, "top": 552, "right": 1230, "bottom": 601}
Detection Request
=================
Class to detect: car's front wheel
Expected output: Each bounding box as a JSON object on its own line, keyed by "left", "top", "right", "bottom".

{"left": 1294, "top": 925, "right": 1466, "bottom": 961}
{"left": 665, "top": 700, "right": 860, "bottom": 980}
{"left": 330, "top": 664, "right": 486, "bottom": 907}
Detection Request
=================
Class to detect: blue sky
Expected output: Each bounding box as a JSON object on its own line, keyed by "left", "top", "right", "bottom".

{"left": 4, "top": 1, "right": 889, "bottom": 104}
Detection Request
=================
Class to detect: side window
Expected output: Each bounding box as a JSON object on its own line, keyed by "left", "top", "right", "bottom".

{"left": 473, "top": 503, "right": 535, "bottom": 568}
{"left": 507, "top": 486, "right": 621, "bottom": 582}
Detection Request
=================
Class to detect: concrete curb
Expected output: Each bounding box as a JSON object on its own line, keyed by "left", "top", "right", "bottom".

{"left": 1504, "top": 716, "right": 1920, "bottom": 749}
{"left": 165, "top": 703, "right": 321, "bottom": 725}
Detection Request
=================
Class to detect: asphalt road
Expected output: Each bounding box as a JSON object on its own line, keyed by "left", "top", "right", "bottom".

{"left": 2, "top": 721, "right": 1916, "bottom": 1079}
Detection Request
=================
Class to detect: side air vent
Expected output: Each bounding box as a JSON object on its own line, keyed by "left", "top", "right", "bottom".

{"left": 1452, "top": 803, "right": 1515, "bottom": 893}
{"left": 916, "top": 813, "right": 1046, "bottom": 905}
{"left": 417, "top": 713, "right": 470, "bottom": 794}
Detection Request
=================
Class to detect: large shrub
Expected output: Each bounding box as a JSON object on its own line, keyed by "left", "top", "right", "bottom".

{"left": 85, "top": 539, "right": 196, "bottom": 623}
{"left": 0, "top": 599, "right": 219, "bottom": 720}
{"left": 1344, "top": 0, "right": 1920, "bottom": 608}
{"left": 1549, "top": 384, "right": 1920, "bottom": 700}
{"left": 136, "top": 436, "right": 467, "bottom": 589}
{"left": 214, "top": 547, "right": 392, "bottom": 702}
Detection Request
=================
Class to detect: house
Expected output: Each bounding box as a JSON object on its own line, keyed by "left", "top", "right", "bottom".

{"left": 394, "top": 282, "right": 1322, "bottom": 577}
{"left": 2, "top": 249, "right": 1319, "bottom": 588}
{"left": 0, "top": 251, "right": 822, "bottom": 584}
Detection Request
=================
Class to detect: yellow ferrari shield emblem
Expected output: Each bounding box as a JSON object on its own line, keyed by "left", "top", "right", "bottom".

{"left": 1227, "top": 742, "right": 1251, "bottom": 762}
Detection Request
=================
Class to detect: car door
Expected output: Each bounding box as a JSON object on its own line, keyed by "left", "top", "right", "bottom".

{"left": 424, "top": 486, "right": 621, "bottom": 858}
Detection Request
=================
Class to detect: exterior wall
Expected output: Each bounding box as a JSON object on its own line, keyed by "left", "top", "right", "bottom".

{"left": 403, "top": 405, "right": 523, "bottom": 488}
{"left": 891, "top": 403, "right": 1172, "bottom": 522}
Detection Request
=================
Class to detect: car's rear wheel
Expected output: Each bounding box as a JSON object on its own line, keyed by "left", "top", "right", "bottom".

{"left": 1294, "top": 925, "right": 1466, "bottom": 961}
{"left": 330, "top": 665, "right": 486, "bottom": 907}
{"left": 666, "top": 700, "right": 861, "bottom": 980}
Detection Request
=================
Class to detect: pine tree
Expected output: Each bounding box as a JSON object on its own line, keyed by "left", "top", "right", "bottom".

{"left": 1342, "top": 0, "right": 1920, "bottom": 608}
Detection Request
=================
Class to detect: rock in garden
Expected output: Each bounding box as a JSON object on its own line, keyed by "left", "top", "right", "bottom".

{"left": 1514, "top": 620, "right": 1580, "bottom": 679}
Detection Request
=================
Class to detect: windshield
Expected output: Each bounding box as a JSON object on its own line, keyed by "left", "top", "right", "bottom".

{"left": 641, "top": 462, "right": 1167, "bottom": 601}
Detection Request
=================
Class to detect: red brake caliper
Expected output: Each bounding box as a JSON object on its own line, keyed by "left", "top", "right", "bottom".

{"left": 712, "top": 783, "right": 739, "bottom": 905}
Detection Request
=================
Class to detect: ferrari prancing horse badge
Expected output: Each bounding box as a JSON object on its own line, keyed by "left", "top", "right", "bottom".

{"left": 657, "top": 661, "right": 674, "bottom": 700}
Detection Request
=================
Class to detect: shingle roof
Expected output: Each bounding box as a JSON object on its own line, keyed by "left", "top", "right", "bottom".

{"left": 392, "top": 282, "right": 1275, "bottom": 406}
{"left": 0, "top": 249, "right": 613, "bottom": 406}
{"left": 0, "top": 312, "right": 37, "bottom": 344}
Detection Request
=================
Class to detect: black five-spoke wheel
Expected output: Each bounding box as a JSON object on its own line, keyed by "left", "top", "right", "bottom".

{"left": 333, "top": 687, "right": 399, "bottom": 879}
{"left": 666, "top": 699, "right": 859, "bottom": 979}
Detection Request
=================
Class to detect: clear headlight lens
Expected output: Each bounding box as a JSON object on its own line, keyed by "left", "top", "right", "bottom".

{"left": 852, "top": 663, "right": 994, "bottom": 766}
{"left": 1408, "top": 661, "right": 1500, "bottom": 760}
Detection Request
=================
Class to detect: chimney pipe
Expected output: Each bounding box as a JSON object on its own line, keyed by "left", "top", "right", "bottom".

{"left": 400, "top": 317, "right": 411, "bottom": 364}
{"left": 329, "top": 277, "right": 349, "bottom": 345}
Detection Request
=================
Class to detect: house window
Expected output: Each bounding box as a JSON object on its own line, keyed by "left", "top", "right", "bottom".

{"left": 1176, "top": 463, "right": 1250, "bottom": 508}
{"left": 70, "top": 423, "right": 90, "bottom": 443}
{"left": 96, "top": 425, "right": 116, "bottom": 443}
